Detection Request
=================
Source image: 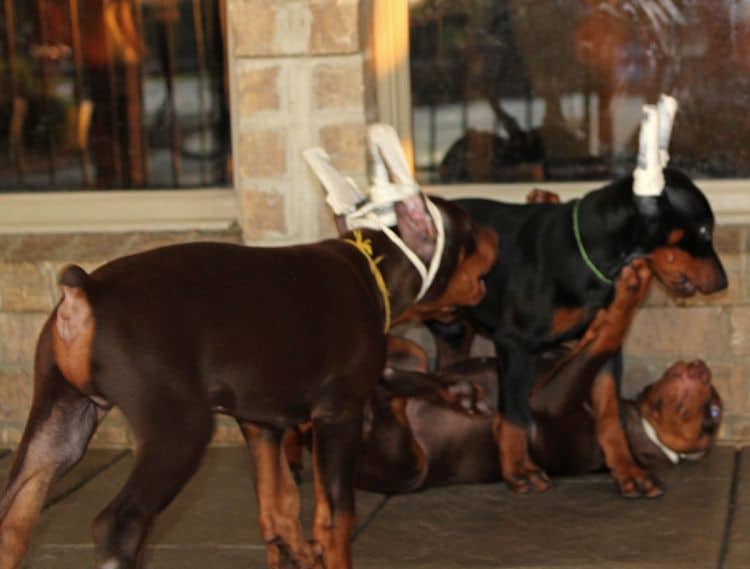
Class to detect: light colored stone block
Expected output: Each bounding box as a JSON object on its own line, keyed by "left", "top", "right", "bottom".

{"left": 239, "top": 189, "right": 287, "bottom": 240}
{"left": 229, "top": 0, "right": 275, "bottom": 56}
{"left": 312, "top": 60, "right": 364, "bottom": 110}
{"left": 310, "top": 0, "right": 359, "bottom": 54}
{"left": 0, "top": 313, "right": 48, "bottom": 367}
{"left": 731, "top": 306, "right": 750, "bottom": 356}
{"left": 0, "top": 370, "right": 32, "bottom": 423}
{"left": 0, "top": 262, "right": 53, "bottom": 312}
{"left": 236, "top": 64, "right": 281, "bottom": 114}
{"left": 238, "top": 129, "right": 287, "bottom": 178}
{"left": 319, "top": 123, "right": 366, "bottom": 172}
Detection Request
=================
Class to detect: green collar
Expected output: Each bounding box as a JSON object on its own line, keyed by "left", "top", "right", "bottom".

{"left": 572, "top": 198, "right": 614, "bottom": 286}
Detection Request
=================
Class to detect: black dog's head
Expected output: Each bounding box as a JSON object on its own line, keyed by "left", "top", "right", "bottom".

{"left": 633, "top": 168, "right": 727, "bottom": 297}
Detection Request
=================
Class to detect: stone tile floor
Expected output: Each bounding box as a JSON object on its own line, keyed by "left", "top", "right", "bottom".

{"left": 2, "top": 445, "right": 746, "bottom": 568}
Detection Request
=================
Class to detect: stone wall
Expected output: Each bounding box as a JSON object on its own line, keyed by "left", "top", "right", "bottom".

{"left": 228, "top": 0, "right": 374, "bottom": 245}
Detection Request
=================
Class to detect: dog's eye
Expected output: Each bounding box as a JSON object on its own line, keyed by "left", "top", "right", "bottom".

{"left": 698, "top": 225, "right": 711, "bottom": 240}
{"left": 709, "top": 404, "right": 721, "bottom": 420}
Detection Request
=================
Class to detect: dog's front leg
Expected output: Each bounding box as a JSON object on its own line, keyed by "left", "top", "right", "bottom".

{"left": 494, "top": 338, "right": 550, "bottom": 494}
{"left": 311, "top": 413, "right": 362, "bottom": 569}
{"left": 0, "top": 363, "right": 101, "bottom": 569}
{"left": 591, "top": 365, "right": 664, "bottom": 498}
{"left": 239, "top": 422, "right": 318, "bottom": 569}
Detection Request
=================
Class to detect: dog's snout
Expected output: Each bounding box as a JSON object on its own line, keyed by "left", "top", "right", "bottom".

{"left": 687, "top": 360, "right": 710, "bottom": 384}
{"left": 713, "top": 264, "right": 728, "bottom": 292}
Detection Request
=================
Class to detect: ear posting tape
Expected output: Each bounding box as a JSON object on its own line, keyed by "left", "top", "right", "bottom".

{"left": 657, "top": 94, "right": 678, "bottom": 167}
{"left": 633, "top": 94, "right": 678, "bottom": 197}
{"left": 302, "top": 147, "right": 365, "bottom": 216}
{"left": 304, "top": 124, "right": 446, "bottom": 302}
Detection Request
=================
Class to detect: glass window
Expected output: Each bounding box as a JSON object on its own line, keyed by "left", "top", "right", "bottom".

{"left": 408, "top": 0, "right": 750, "bottom": 184}
{"left": 0, "top": 0, "right": 230, "bottom": 191}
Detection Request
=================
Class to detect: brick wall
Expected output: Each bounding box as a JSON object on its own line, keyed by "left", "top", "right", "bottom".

{"left": 228, "top": 0, "right": 374, "bottom": 245}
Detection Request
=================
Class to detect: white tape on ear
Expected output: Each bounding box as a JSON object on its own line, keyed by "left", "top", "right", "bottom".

{"left": 304, "top": 147, "right": 365, "bottom": 215}
{"left": 657, "top": 94, "right": 678, "bottom": 167}
{"left": 367, "top": 124, "right": 419, "bottom": 194}
{"left": 633, "top": 105, "right": 664, "bottom": 197}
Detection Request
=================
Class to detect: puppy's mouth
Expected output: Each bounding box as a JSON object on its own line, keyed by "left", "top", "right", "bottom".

{"left": 668, "top": 275, "right": 697, "bottom": 297}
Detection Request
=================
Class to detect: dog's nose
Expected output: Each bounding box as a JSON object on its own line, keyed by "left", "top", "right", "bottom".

{"left": 713, "top": 264, "right": 728, "bottom": 292}
{"left": 687, "top": 360, "right": 710, "bottom": 384}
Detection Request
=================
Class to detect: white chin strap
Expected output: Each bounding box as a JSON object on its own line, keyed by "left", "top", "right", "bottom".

{"left": 346, "top": 196, "right": 445, "bottom": 302}
{"left": 641, "top": 417, "right": 703, "bottom": 464}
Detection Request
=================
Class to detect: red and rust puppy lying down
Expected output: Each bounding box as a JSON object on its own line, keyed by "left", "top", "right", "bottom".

{"left": 354, "top": 263, "right": 723, "bottom": 495}
{"left": 0, "top": 179, "right": 486, "bottom": 567}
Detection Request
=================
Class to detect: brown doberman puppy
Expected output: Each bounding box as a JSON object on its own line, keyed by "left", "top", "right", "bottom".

{"left": 0, "top": 191, "right": 482, "bottom": 569}
{"left": 355, "top": 264, "right": 723, "bottom": 495}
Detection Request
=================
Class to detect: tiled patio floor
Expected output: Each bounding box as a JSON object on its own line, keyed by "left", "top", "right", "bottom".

{"left": 3, "top": 445, "right": 746, "bottom": 568}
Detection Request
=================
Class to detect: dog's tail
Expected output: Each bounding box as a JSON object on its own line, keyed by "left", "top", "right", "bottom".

{"left": 53, "top": 265, "right": 95, "bottom": 391}
{"left": 58, "top": 264, "right": 90, "bottom": 292}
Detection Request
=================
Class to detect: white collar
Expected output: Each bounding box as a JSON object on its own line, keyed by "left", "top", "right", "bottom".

{"left": 640, "top": 417, "right": 705, "bottom": 464}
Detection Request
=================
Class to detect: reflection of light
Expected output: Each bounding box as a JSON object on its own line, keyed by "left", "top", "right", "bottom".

{"left": 374, "top": 0, "right": 415, "bottom": 169}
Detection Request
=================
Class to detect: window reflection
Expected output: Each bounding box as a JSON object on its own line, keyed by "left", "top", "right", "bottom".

{"left": 409, "top": 0, "right": 750, "bottom": 184}
{"left": 0, "top": 0, "right": 230, "bottom": 191}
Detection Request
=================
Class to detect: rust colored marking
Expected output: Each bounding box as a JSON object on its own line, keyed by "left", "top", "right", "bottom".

{"left": 240, "top": 422, "right": 315, "bottom": 568}
{"left": 0, "top": 473, "right": 53, "bottom": 568}
{"left": 582, "top": 260, "right": 652, "bottom": 356}
{"left": 591, "top": 371, "right": 660, "bottom": 497}
{"left": 52, "top": 285, "right": 94, "bottom": 392}
{"left": 550, "top": 307, "right": 586, "bottom": 336}
{"left": 648, "top": 247, "right": 723, "bottom": 295}
{"left": 591, "top": 371, "right": 635, "bottom": 472}
{"left": 667, "top": 229, "right": 685, "bottom": 245}
{"left": 526, "top": 188, "right": 560, "bottom": 204}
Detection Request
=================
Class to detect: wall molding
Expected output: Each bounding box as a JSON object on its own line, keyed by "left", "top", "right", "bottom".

{"left": 0, "top": 189, "right": 239, "bottom": 234}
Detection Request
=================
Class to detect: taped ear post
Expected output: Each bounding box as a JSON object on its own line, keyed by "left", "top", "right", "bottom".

{"left": 633, "top": 105, "right": 664, "bottom": 197}
{"left": 303, "top": 147, "right": 365, "bottom": 216}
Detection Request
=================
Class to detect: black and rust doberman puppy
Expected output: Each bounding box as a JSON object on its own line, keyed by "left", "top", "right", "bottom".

{"left": 0, "top": 192, "right": 481, "bottom": 569}
{"left": 355, "top": 264, "right": 723, "bottom": 495}
{"left": 455, "top": 168, "right": 727, "bottom": 494}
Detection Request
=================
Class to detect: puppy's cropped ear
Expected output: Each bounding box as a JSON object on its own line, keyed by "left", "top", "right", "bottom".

{"left": 395, "top": 194, "right": 436, "bottom": 263}
{"left": 368, "top": 123, "right": 438, "bottom": 262}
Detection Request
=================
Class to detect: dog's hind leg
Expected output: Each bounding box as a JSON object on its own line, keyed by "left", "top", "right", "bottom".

{"left": 311, "top": 412, "right": 362, "bottom": 569}
{"left": 238, "top": 422, "right": 318, "bottom": 569}
{"left": 0, "top": 323, "right": 102, "bottom": 569}
{"left": 91, "top": 392, "right": 213, "bottom": 569}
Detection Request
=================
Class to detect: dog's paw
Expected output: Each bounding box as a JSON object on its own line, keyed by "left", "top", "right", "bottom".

{"left": 439, "top": 380, "right": 491, "bottom": 416}
{"left": 504, "top": 465, "right": 552, "bottom": 494}
{"left": 612, "top": 465, "right": 664, "bottom": 499}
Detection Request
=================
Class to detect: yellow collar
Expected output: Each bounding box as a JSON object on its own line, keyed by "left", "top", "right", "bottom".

{"left": 343, "top": 230, "right": 391, "bottom": 332}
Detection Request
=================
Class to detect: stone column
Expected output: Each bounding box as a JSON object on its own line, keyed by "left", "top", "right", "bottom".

{"left": 227, "top": 0, "right": 373, "bottom": 245}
